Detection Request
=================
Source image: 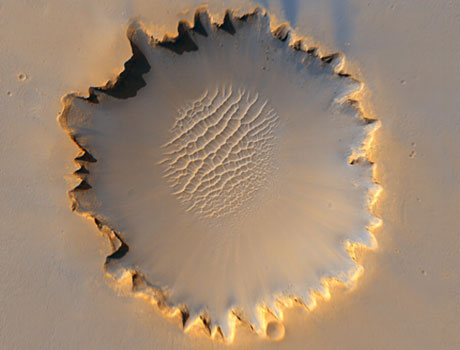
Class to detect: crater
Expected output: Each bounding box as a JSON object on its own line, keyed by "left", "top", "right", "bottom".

{"left": 266, "top": 320, "right": 285, "bottom": 341}
{"left": 58, "top": 7, "right": 380, "bottom": 342}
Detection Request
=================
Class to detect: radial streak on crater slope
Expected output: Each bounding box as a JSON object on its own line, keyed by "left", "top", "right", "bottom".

{"left": 58, "top": 8, "right": 380, "bottom": 342}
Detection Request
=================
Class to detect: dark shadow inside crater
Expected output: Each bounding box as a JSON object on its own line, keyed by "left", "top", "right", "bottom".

{"left": 96, "top": 40, "right": 151, "bottom": 100}
{"left": 218, "top": 11, "right": 236, "bottom": 35}
{"left": 159, "top": 21, "right": 199, "bottom": 54}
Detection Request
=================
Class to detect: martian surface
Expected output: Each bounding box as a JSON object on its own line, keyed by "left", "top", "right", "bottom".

{"left": 1, "top": 0, "right": 459, "bottom": 349}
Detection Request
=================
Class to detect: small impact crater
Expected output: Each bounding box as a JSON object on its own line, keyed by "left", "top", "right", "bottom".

{"left": 18, "top": 72, "right": 27, "bottom": 81}
{"left": 266, "top": 320, "right": 285, "bottom": 341}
